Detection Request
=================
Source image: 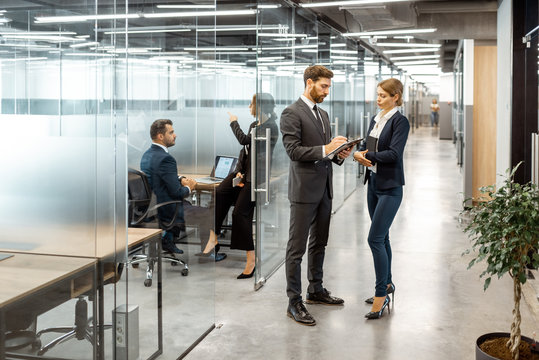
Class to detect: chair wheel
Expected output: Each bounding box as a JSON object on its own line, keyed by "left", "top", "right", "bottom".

{"left": 144, "top": 279, "right": 152, "bottom": 287}
{"left": 32, "top": 339, "right": 41, "bottom": 350}
{"left": 181, "top": 269, "right": 189, "bottom": 276}
{"left": 132, "top": 263, "right": 139, "bottom": 268}
{"left": 171, "top": 261, "right": 178, "bottom": 266}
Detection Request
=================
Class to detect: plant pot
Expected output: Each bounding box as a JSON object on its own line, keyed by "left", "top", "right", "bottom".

{"left": 476, "top": 332, "right": 538, "bottom": 360}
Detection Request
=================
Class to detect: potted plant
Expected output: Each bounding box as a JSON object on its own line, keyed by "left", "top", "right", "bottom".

{"left": 463, "top": 163, "right": 539, "bottom": 360}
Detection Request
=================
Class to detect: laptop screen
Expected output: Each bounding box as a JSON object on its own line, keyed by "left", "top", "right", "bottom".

{"left": 214, "top": 156, "right": 237, "bottom": 179}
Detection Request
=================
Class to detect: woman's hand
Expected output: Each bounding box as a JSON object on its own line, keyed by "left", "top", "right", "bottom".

{"left": 228, "top": 111, "right": 238, "bottom": 123}
{"left": 235, "top": 172, "right": 245, "bottom": 187}
{"left": 353, "top": 150, "right": 372, "bottom": 167}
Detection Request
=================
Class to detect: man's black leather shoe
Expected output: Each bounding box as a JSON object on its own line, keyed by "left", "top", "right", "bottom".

{"left": 305, "top": 288, "right": 344, "bottom": 305}
{"left": 287, "top": 301, "right": 316, "bottom": 326}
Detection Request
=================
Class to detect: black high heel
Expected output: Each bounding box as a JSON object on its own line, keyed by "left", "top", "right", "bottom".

{"left": 237, "top": 266, "right": 255, "bottom": 279}
{"left": 365, "top": 296, "right": 390, "bottom": 320}
{"left": 365, "top": 283, "right": 395, "bottom": 304}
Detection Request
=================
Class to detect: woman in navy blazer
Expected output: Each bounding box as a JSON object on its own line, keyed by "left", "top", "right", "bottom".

{"left": 354, "top": 78, "right": 410, "bottom": 319}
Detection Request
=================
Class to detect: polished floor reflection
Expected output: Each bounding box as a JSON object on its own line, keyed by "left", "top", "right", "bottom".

{"left": 185, "top": 126, "right": 538, "bottom": 360}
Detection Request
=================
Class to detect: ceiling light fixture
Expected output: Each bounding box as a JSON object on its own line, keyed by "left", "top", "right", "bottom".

{"left": 375, "top": 42, "right": 440, "bottom": 48}
{"left": 36, "top": 9, "right": 256, "bottom": 24}
{"left": 70, "top": 41, "right": 100, "bottom": 48}
{"left": 183, "top": 46, "right": 250, "bottom": 51}
{"left": 196, "top": 25, "right": 286, "bottom": 32}
{"left": 331, "top": 49, "right": 358, "bottom": 54}
{"left": 343, "top": 28, "right": 436, "bottom": 37}
{"left": 104, "top": 28, "right": 190, "bottom": 35}
{"left": 65, "top": 52, "right": 116, "bottom": 57}
{"left": 390, "top": 54, "right": 440, "bottom": 61}
{"left": 0, "top": 31, "right": 77, "bottom": 36}
{"left": 383, "top": 48, "right": 439, "bottom": 54}
{"left": 258, "top": 4, "right": 281, "bottom": 9}
{"left": 156, "top": 4, "right": 215, "bottom": 9}
{"left": 0, "top": 57, "right": 48, "bottom": 62}
{"left": 35, "top": 13, "right": 141, "bottom": 23}
{"left": 301, "top": 0, "right": 408, "bottom": 8}
{"left": 258, "top": 33, "right": 307, "bottom": 38}
{"left": 247, "top": 56, "right": 286, "bottom": 62}
{"left": 144, "top": 9, "right": 257, "bottom": 19}
{"left": 394, "top": 60, "right": 440, "bottom": 66}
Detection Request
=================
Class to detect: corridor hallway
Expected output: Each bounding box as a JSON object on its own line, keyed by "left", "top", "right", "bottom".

{"left": 187, "top": 127, "right": 538, "bottom": 360}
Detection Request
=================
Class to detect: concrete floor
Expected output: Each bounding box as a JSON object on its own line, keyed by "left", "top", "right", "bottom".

{"left": 183, "top": 126, "right": 539, "bottom": 360}
{"left": 23, "top": 126, "right": 538, "bottom": 359}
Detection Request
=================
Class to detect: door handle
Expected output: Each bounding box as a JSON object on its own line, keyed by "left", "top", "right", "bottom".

{"left": 330, "top": 117, "right": 339, "bottom": 136}
{"left": 251, "top": 127, "right": 271, "bottom": 203}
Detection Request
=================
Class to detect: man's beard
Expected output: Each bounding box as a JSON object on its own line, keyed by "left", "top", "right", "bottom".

{"left": 310, "top": 87, "right": 325, "bottom": 103}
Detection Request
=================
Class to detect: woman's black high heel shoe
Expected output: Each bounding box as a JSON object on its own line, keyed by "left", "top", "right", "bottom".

{"left": 237, "top": 266, "right": 255, "bottom": 279}
{"left": 365, "top": 283, "right": 395, "bottom": 304}
{"left": 365, "top": 296, "right": 390, "bottom": 320}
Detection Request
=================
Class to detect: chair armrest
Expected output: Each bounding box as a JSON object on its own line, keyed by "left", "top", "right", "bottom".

{"left": 149, "top": 200, "right": 185, "bottom": 231}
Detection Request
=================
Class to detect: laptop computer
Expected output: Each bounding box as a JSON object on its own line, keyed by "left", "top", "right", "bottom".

{"left": 196, "top": 155, "right": 238, "bottom": 184}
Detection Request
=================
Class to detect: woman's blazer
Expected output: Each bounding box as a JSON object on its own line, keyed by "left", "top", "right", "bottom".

{"left": 362, "top": 110, "right": 410, "bottom": 190}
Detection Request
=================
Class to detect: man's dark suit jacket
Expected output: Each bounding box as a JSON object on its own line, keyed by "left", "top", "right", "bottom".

{"left": 280, "top": 98, "right": 343, "bottom": 203}
{"left": 362, "top": 111, "right": 410, "bottom": 190}
{"left": 140, "top": 144, "right": 189, "bottom": 224}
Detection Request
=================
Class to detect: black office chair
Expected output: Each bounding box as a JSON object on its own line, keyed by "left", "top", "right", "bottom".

{"left": 34, "top": 263, "right": 122, "bottom": 355}
{"left": 4, "top": 263, "right": 121, "bottom": 356}
{"left": 128, "top": 168, "right": 189, "bottom": 286}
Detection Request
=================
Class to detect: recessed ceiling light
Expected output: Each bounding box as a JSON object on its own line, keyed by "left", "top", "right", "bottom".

{"left": 344, "top": 28, "right": 436, "bottom": 37}
{"left": 156, "top": 4, "right": 215, "bottom": 9}
{"left": 375, "top": 43, "right": 440, "bottom": 48}
{"left": 301, "top": 0, "right": 409, "bottom": 8}
{"left": 383, "top": 48, "right": 440, "bottom": 54}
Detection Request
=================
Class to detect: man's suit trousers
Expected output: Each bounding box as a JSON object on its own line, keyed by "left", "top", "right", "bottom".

{"left": 285, "top": 184, "right": 332, "bottom": 305}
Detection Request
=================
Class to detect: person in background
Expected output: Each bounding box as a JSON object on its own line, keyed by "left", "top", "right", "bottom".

{"left": 211, "top": 93, "right": 278, "bottom": 279}
{"left": 140, "top": 119, "right": 227, "bottom": 261}
{"left": 430, "top": 98, "right": 440, "bottom": 127}
{"left": 354, "top": 78, "right": 410, "bottom": 319}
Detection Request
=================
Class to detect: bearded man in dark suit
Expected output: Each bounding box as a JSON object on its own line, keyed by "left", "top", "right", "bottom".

{"left": 280, "top": 65, "right": 352, "bottom": 326}
{"left": 140, "top": 119, "right": 226, "bottom": 261}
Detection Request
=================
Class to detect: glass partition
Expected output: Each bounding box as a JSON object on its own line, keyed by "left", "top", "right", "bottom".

{"left": 253, "top": 2, "right": 317, "bottom": 288}
{"left": 0, "top": 2, "right": 128, "bottom": 358}
{"left": 124, "top": 1, "right": 218, "bottom": 358}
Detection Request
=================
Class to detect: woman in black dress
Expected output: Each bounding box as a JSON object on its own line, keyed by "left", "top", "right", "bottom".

{"left": 213, "top": 93, "right": 278, "bottom": 278}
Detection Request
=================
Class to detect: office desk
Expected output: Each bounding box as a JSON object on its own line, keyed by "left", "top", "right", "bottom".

{"left": 0, "top": 228, "right": 162, "bottom": 360}
{"left": 0, "top": 253, "right": 97, "bottom": 360}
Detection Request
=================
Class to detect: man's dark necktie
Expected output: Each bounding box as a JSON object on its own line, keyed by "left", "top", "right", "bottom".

{"left": 313, "top": 104, "right": 326, "bottom": 134}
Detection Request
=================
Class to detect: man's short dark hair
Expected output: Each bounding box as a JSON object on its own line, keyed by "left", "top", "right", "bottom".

{"left": 150, "top": 119, "right": 173, "bottom": 140}
{"left": 303, "top": 65, "right": 334, "bottom": 87}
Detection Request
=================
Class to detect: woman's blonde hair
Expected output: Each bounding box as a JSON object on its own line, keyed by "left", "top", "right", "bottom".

{"left": 378, "top": 78, "right": 403, "bottom": 106}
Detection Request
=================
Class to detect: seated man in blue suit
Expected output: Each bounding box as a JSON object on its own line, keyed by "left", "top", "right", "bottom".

{"left": 140, "top": 119, "right": 226, "bottom": 261}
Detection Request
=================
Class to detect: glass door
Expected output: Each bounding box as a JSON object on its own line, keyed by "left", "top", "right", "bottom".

{"left": 252, "top": 3, "right": 317, "bottom": 288}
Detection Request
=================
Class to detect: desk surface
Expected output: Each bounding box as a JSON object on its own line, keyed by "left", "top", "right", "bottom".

{"left": 0, "top": 253, "right": 96, "bottom": 308}
{"left": 127, "top": 228, "right": 161, "bottom": 248}
{"left": 0, "top": 228, "right": 162, "bottom": 260}
{"left": 182, "top": 173, "right": 221, "bottom": 191}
